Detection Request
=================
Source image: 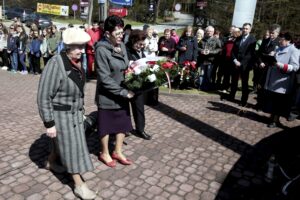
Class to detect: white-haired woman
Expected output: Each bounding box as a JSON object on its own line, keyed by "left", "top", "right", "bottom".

{"left": 144, "top": 26, "right": 158, "bottom": 57}
{"left": 37, "top": 28, "right": 97, "bottom": 199}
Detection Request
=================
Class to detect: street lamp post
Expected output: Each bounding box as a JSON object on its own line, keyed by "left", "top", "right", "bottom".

{"left": 2, "top": 0, "right": 5, "bottom": 18}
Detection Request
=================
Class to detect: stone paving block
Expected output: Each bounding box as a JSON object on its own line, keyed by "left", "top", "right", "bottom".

{"left": 45, "top": 192, "right": 62, "bottom": 200}
{"left": 12, "top": 184, "right": 30, "bottom": 194}
{"left": 26, "top": 193, "right": 43, "bottom": 200}
{"left": 8, "top": 194, "right": 25, "bottom": 200}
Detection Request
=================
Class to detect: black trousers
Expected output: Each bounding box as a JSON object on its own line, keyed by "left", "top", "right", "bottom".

{"left": 130, "top": 93, "right": 145, "bottom": 133}
{"left": 0, "top": 49, "right": 9, "bottom": 67}
{"left": 31, "top": 55, "right": 41, "bottom": 74}
{"left": 218, "top": 58, "right": 234, "bottom": 91}
{"left": 230, "top": 66, "right": 250, "bottom": 104}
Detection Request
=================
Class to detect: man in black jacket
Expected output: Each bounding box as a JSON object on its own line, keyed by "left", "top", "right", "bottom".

{"left": 255, "top": 24, "right": 281, "bottom": 110}
{"left": 229, "top": 23, "right": 256, "bottom": 106}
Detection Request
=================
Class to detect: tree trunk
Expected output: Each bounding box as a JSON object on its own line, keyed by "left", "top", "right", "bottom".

{"left": 154, "top": 0, "right": 161, "bottom": 23}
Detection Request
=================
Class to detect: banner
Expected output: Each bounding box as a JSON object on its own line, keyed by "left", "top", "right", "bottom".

{"left": 232, "top": 0, "right": 257, "bottom": 28}
{"left": 109, "top": 0, "right": 133, "bottom": 6}
{"left": 37, "top": 3, "right": 69, "bottom": 16}
{"left": 109, "top": 8, "right": 128, "bottom": 18}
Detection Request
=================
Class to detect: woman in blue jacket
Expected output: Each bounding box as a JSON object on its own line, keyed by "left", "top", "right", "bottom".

{"left": 30, "top": 30, "right": 42, "bottom": 74}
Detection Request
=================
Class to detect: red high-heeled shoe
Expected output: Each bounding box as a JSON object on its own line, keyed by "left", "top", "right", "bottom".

{"left": 99, "top": 153, "right": 116, "bottom": 168}
{"left": 111, "top": 153, "right": 132, "bottom": 165}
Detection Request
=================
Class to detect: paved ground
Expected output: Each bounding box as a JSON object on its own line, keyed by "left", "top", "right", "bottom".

{"left": 1, "top": 69, "right": 300, "bottom": 200}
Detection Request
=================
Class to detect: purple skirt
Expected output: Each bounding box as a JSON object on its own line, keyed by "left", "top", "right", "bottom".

{"left": 97, "top": 108, "right": 133, "bottom": 137}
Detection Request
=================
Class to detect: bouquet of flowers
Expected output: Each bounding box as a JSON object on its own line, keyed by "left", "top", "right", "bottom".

{"left": 124, "top": 57, "right": 178, "bottom": 92}
{"left": 179, "top": 60, "right": 197, "bottom": 82}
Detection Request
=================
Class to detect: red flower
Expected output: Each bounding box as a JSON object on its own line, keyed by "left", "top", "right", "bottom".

{"left": 183, "top": 60, "right": 191, "bottom": 66}
{"left": 190, "top": 62, "right": 196, "bottom": 70}
{"left": 161, "top": 62, "right": 174, "bottom": 69}
{"left": 183, "top": 60, "right": 196, "bottom": 70}
{"left": 147, "top": 61, "right": 157, "bottom": 65}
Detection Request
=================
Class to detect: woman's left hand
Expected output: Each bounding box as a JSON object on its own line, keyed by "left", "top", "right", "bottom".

{"left": 46, "top": 126, "right": 57, "bottom": 138}
{"left": 127, "top": 91, "right": 135, "bottom": 99}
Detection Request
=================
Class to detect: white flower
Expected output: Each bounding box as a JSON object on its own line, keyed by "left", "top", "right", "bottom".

{"left": 147, "top": 74, "right": 157, "bottom": 82}
{"left": 134, "top": 67, "right": 142, "bottom": 75}
{"left": 150, "top": 64, "right": 160, "bottom": 72}
{"left": 139, "top": 64, "right": 148, "bottom": 72}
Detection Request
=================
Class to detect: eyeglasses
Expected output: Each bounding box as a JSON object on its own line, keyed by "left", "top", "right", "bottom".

{"left": 113, "top": 31, "right": 124, "bottom": 37}
{"left": 137, "top": 42, "right": 146, "bottom": 46}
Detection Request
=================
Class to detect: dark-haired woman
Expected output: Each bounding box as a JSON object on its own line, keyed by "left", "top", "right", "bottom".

{"left": 95, "top": 15, "right": 135, "bottom": 168}
{"left": 264, "top": 32, "right": 300, "bottom": 128}
{"left": 126, "top": 29, "right": 153, "bottom": 140}
{"left": 17, "top": 25, "right": 28, "bottom": 74}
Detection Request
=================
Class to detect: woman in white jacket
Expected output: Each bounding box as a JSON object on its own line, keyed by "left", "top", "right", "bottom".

{"left": 40, "top": 28, "right": 50, "bottom": 66}
{"left": 0, "top": 23, "right": 9, "bottom": 70}
{"left": 144, "top": 26, "right": 158, "bottom": 57}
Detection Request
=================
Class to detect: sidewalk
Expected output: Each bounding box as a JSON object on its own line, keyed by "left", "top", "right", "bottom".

{"left": 0, "top": 70, "right": 299, "bottom": 200}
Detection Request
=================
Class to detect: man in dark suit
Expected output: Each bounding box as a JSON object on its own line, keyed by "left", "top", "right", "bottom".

{"left": 229, "top": 23, "right": 257, "bottom": 106}
{"left": 255, "top": 24, "right": 281, "bottom": 110}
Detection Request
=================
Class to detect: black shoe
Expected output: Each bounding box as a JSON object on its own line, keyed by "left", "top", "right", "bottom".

{"left": 287, "top": 115, "right": 298, "bottom": 122}
{"left": 134, "top": 131, "right": 152, "bottom": 140}
{"left": 267, "top": 122, "right": 277, "bottom": 128}
{"left": 239, "top": 102, "right": 247, "bottom": 107}
{"left": 267, "top": 121, "right": 283, "bottom": 128}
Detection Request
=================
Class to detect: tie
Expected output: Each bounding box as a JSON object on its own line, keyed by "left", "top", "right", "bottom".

{"left": 240, "top": 36, "right": 246, "bottom": 47}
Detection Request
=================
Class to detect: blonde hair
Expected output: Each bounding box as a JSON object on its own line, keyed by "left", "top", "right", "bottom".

{"left": 196, "top": 28, "right": 204, "bottom": 42}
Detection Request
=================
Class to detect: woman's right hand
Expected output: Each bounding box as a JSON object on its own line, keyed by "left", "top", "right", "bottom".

{"left": 47, "top": 126, "right": 57, "bottom": 138}
{"left": 127, "top": 91, "right": 135, "bottom": 99}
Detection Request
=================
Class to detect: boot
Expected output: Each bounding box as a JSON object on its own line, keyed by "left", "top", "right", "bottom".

{"left": 74, "top": 183, "right": 97, "bottom": 200}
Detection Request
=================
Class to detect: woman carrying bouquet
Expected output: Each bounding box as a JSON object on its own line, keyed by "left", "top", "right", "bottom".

{"left": 95, "top": 15, "right": 135, "bottom": 167}
{"left": 126, "top": 29, "right": 153, "bottom": 140}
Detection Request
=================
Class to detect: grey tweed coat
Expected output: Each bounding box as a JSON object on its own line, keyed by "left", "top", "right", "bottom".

{"left": 37, "top": 52, "right": 94, "bottom": 174}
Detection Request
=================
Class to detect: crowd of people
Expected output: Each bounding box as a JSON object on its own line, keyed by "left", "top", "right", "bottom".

{"left": 0, "top": 14, "right": 296, "bottom": 199}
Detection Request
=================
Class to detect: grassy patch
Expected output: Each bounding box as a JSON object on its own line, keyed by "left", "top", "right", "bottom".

{"left": 52, "top": 16, "right": 85, "bottom": 24}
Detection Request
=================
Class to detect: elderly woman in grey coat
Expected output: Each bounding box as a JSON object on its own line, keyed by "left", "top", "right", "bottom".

{"left": 37, "top": 28, "right": 97, "bottom": 200}
{"left": 95, "top": 15, "right": 134, "bottom": 168}
{"left": 264, "top": 32, "right": 300, "bottom": 128}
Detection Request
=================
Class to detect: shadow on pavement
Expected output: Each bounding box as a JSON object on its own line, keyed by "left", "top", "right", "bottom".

{"left": 215, "top": 126, "right": 300, "bottom": 200}
{"left": 151, "top": 101, "right": 253, "bottom": 155}
{"left": 28, "top": 131, "right": 100, "bottom": 186}
{"left": 207, "top": 101, "right": 270, "bottom": 125}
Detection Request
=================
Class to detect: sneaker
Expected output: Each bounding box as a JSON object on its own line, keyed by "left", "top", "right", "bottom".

{"left": 1, "top": 66, "right": 8, "bottom": 70}
{"left": 74, "top": 183, "right": 97, "bottom": 200}
{"left": 11, "top": 70, "right": 17, "bottom": 73}
{"left": 21, "top": 70, "right": 28, "bottom": 75}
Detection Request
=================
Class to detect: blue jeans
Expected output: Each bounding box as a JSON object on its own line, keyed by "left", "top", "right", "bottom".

{"left": 200, "top": 63, "right": 214, "bottom": 90}
{"left": 19, "top": 52, "right": 27, "bottom": 71}
{"left": 10, "top": 52, "right": 18, "bottom": 71}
